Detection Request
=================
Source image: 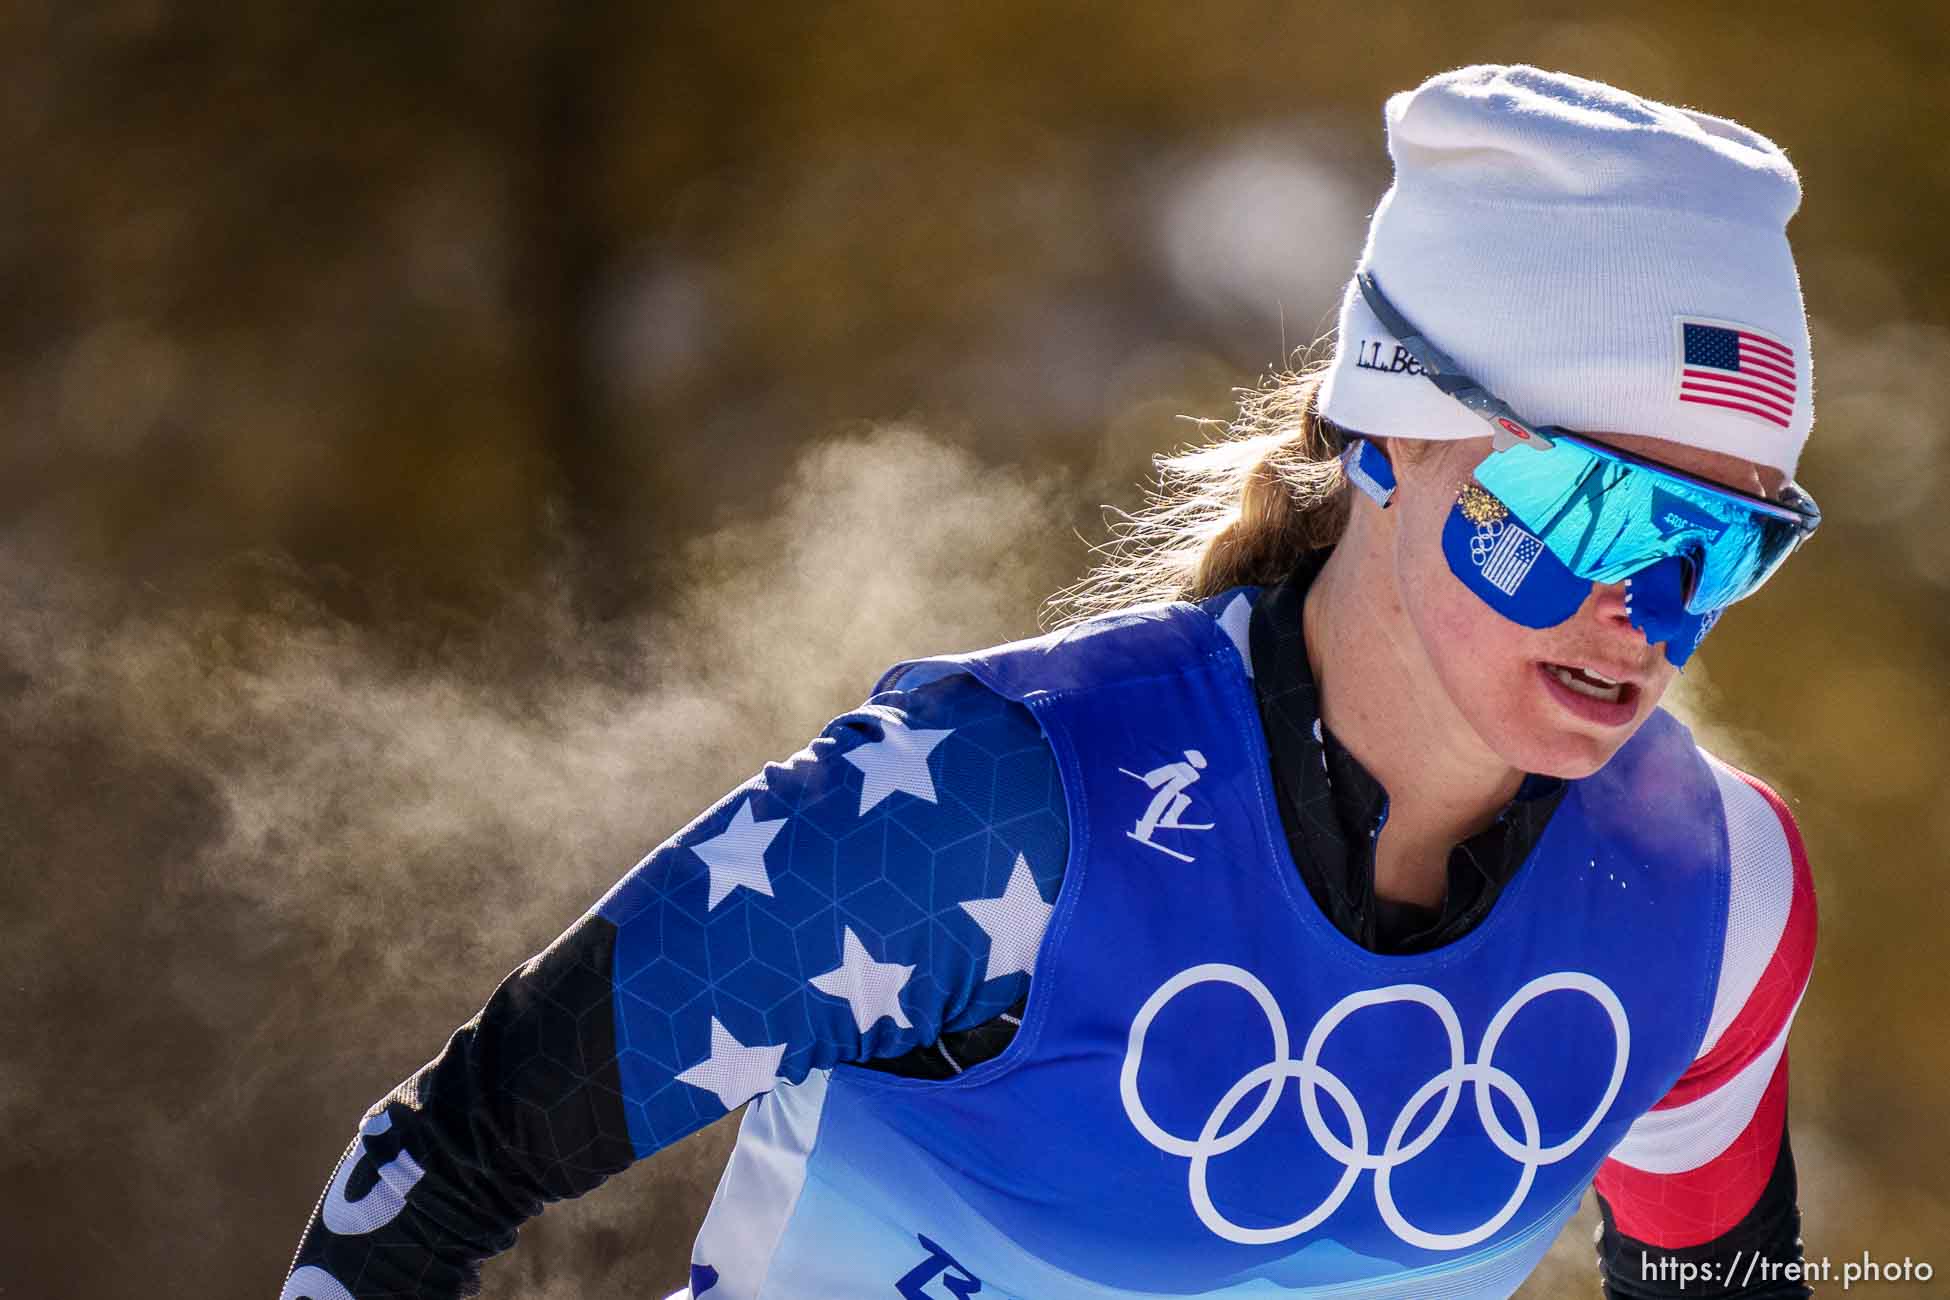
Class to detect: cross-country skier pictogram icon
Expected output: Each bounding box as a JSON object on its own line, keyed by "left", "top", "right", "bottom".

{"left": 1119, "top": 749, "right": 1216, "bottom": 863}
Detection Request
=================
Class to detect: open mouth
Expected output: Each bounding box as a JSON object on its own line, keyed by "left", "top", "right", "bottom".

{"left": 1544, "top": 663, "right": 1627, "bottom": 703}
{"left": 1537, "top": 662, "right": 1640, "bottom": 724}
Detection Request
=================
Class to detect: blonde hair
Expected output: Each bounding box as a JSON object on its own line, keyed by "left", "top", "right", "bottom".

{"left": 1041, "top": 365, "right": 1353, "bottom": 631}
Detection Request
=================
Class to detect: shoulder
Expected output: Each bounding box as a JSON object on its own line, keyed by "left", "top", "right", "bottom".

{"left": 1696, "top": 750, "right": 1817, "bottom": 942}
{"left": 1691, "top": 750, "right": 1819, "bottom": 1059}
{"left": 735, "top": 664, "right": 1051, "bottom": 796}
{"left": 865, "top": 661, "right": 1042, "bottom": 738}
{"left": 1577, "top": 719, "right": 1819, "bottom": 1051}
{"left": 876, "top": 588, "right": 1262, "bottom": 704}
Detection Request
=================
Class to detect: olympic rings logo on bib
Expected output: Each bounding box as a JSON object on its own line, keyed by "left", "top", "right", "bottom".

{"left": 1117, "top": 963, "right": 1630, "bottom": 1252}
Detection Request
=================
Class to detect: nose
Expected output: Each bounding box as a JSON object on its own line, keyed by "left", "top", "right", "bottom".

{"left": 1590, "top": 579, "right": 1634, "bottom": 627}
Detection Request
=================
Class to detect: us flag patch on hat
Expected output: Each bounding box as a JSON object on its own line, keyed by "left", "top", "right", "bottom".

{"left": 1673, "top": 317, "right": 1798, "bottom": 429}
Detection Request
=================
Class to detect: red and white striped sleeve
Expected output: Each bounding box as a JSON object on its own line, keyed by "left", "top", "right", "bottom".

{"left": 1594, "top": 756, "right": 1819, "bottom": 1248}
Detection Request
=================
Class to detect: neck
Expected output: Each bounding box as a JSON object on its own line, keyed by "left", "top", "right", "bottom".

{"left": 1302, "top": 535, "right": 1525, "bottom": 906}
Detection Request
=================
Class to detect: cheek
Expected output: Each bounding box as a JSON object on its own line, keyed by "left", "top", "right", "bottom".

{"left": 1414, "top": 569, "right": 1532, "bottom": 697}
{"left": 1636, "top": 659, "right": 1681, "bottom": 712}
{"left": 1420, "top": 575, "right": 1490, "bottom": 649}
{"left": 1396, "top": 509, "right": 1534, "bottom": 690}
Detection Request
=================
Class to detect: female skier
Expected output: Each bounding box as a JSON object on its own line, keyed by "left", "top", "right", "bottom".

{"left": 284, "top": 65, "right": 1821, "bottom": 1299}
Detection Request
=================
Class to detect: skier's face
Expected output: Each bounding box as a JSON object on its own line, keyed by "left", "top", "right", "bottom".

{"left": 1383, "top": 433, "right": 1780, "bottom": 779}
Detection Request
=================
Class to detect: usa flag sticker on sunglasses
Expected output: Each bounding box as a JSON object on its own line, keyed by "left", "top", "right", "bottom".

{"left": 1672, "top": 316, "right": 1798, "bottom": 430}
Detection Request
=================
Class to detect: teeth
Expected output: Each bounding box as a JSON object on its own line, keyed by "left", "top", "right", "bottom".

{"left": 1548, "top": 664, "right": 1624, "bottom": 702}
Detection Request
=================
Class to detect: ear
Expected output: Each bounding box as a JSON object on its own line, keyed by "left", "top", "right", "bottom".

{"left": 1341, "top": 437, "right": 1397, "bottom": 508}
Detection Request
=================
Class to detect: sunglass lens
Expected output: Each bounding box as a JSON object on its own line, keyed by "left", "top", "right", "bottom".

{"left": 1478, "top": 442, "right": 1811, "bottom": 615}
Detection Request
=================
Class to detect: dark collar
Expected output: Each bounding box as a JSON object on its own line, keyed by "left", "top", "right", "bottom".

{"left": 1247, "top": 548, "right": 1566, "bottom": 954}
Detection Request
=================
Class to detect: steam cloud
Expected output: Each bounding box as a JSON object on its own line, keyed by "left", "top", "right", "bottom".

{"left": 0, "top": 427, "right": 1078, "bottom": 1298}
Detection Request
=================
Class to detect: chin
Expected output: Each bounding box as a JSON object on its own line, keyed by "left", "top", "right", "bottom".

{"left": 1491, "top": 695, "right": 1660, "bottom": 780}
{"left": 1512, "top": 733, "right": 1630, "bottom": 781}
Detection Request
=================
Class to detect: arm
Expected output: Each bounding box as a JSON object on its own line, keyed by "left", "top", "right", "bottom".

{"left": 1592, "top": 765, "right": 1819, "bottom": 1299}
{"left": 280, "top": 670, "right": 1065, "bottom": 1299}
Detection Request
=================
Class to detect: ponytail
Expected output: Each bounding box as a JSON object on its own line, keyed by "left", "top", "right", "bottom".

{"left": 1041, "top": 366, "right": 1350, "bottom": 631}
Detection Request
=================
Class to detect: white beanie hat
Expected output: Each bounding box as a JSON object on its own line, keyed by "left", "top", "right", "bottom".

{"left": 1318, "top": 64, "right": 1814, "bottom": 477}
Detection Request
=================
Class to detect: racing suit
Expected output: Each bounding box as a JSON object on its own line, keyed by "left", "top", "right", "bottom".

{"left": 283, "top": 548, "right": 1815, "bottom": 1298}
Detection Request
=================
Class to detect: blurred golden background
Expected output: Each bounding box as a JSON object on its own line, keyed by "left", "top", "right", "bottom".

{"left": 2, "top": 4, "right": 1944, "bottom": 1297}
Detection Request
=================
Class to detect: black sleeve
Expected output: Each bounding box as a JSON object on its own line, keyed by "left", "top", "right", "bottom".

{"left": 1596, "top": 1126, "right": 1813, "bottom": 1299}
{"left": 283, "top": 911, "right": 636, "bottom": 1298}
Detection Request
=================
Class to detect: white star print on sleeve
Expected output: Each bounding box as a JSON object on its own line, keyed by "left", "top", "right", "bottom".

{"left": 1216, "top": 589, "right": 1255, "bottom": 678}
{"left": 808, "top": 925, "right": 915, "bottom": 1033}
{"left": 958, "top": 852, "right": 1055, "bottom": 981}
{"left": 674, "top": 1017, "right": 789, "bottom": 1111}
{"left": 689, "top": 797, "right": 789, "bottom": 910}
{"left": 841, "top": 711, "right": 953, "bottom": 815}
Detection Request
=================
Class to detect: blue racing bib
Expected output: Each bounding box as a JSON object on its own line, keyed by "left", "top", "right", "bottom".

{"left": 686, "top": 589, "right": 1730, "bottom": 1299}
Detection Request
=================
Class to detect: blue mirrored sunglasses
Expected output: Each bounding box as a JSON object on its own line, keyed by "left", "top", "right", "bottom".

{"left": 1354, "top": 270, "right": 1821, "bottom": 615}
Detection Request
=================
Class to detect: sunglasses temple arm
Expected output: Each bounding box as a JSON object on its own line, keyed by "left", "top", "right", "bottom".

{"left": 1354, "top": 270, "right": 1555, "bottom": 452}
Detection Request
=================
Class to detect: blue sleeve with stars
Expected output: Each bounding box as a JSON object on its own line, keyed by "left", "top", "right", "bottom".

{"left": 596, "top": 669, "right": 1068, "bottom": 1153}
{"left": 281, "top": 670, "right": 1067, "bottom": 1299}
